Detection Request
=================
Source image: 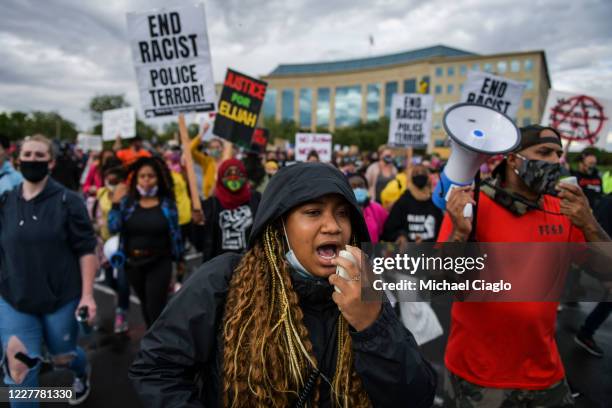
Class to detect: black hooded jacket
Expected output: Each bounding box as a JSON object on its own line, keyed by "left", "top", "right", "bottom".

{"left": 0, "top": 178, "right": 96, "bottom": 313}
{"left": 129, "top": 163, "right": 436, "bottom": 407}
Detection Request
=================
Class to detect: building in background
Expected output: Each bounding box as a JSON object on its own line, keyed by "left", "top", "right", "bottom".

{"left": 260, "top": 45, "right": 550, "bottom": 156}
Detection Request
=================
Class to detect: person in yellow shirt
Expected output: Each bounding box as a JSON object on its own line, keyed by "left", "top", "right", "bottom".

{"left": 189, "top": 124, "right": 232, "bottom": 199}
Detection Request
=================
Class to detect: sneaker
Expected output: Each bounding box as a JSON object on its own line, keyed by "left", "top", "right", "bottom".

{"left": 574, "top": 332, "right": 604, "bottom": 357}
{"left": 69, "top": 367, "right": 91, "bottom": 405}
{"left": 114, "top": 309, "right": 129, "bottom": 334}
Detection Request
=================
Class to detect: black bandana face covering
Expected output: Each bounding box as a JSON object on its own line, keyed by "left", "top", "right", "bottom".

{"left": 514, "top": 154, "right": 562, "bottom": 196}
{"left": 20, "top": 160, "right": 50, "bottom": 183}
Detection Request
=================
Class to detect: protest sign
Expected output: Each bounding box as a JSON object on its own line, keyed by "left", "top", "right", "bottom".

{"left": 213, "top": 69, "right": 267, "bottom": 148}
{"left": 102, "top": 107, "right": 136, "bottom": 141}
{"left": 461, "top": 71, "right": 526, "bottom": 119}
{"left": 388, "top": 94, "right": 433, "bottom": 147}
{"left": 541, "top": 90, "right": 611, "bottom": 148}
{"left": 295, "top": 133, "right": 332, "bottom": 162}
{"left": 77, "top": 134, "right": 103, "bottom": 152}
{"left": 127, "top": 4, "right": 217, "bottom": 117}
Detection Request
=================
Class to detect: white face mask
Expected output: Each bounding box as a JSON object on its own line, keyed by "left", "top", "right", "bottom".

{"left": 282, "top": 220, "right": 320, "bottom": 281}
{"left": 105, "top": 182, "right": 118, "bottom": 192}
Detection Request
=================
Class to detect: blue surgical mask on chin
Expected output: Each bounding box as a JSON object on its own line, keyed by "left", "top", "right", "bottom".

{"left": 282, "top": 220, "right": 322, "bottom": 281}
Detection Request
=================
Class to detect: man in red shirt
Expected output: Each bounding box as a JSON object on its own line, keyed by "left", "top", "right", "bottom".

{"left": 439, "top": 125, "right": 611, "bottom": 407}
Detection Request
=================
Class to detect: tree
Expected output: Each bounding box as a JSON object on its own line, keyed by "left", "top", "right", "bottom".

{"left": 0, "top": 111, "right": 78, "bottom": 142}
{"left": 88, "top": 94, "right": 130, "bottom": 123}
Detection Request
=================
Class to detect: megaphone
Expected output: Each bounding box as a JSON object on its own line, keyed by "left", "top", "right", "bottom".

{"left": 103, "top": 235, "right": 125, "bottom": 269}
{"left": 432, "top": 103, "right": 520, "bottom": 215}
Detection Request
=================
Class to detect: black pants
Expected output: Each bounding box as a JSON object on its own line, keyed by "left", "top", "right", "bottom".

{"left": 581, "top": 302, "right": 612, "bottom": 336}
{"left": 126, "top": 256, "right": 173, "bottom": 328}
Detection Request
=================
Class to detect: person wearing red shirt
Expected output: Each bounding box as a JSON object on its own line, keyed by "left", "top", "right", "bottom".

{"left": 439, "top": 125, "right": 611, "bottom": 407}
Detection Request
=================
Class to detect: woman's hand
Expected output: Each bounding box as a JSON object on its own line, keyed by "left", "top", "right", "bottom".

{"left": 112, "top": 183, "right": 128, "bottom": 204}
{"left": 329, "top": 245, "right": 381, "bottom": 332}
{"left": 76, "top": 294, "right": 97, "bottom": 325}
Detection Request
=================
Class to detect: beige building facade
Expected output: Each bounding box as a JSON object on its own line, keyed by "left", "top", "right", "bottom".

{"left": 260, "top": 45, "right": 551, "bottom": 156}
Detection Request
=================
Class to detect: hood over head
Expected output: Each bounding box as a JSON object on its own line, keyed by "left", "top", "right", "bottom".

{"left": 248, "top": 162, "right": 370, "bottom": 248}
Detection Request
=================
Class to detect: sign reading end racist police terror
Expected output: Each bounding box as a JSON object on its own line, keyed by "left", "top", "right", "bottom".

{"left": 213, "top": 69, "right": 267, "bottom": 148}
{"left": 127, "top": 4, "right": 217, "bottom": 117}
{"left": 388, "top": 94, "right": 433, "bottom": 147}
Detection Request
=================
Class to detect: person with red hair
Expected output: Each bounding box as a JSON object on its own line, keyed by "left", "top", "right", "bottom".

{"left": 199, "top": 158, "right": 261, "bottom": 262}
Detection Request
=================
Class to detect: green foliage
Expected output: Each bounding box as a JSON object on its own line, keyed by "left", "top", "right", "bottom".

{"left": 88, "top": 94, "right": 130, "bottom": 122}
{"left": 263, "top": 117, "right": 299, "bottom": 144}
{"left": 263, "top": 116, "right": 391, "bottom": 151}
{"left": 0, "top": 111, "right": 78, "bottom": 141}
{"left": 333, "top": 117, "right": 390, "bottom": 151}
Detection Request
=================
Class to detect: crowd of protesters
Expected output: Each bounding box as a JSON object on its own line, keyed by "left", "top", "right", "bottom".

{"left": 0, "top": 124, "right": 610, "bottom": 407}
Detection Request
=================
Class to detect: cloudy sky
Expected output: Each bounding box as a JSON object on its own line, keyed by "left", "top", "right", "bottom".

{"left": 0, "top": 0, "right": 610, "bottom": 131}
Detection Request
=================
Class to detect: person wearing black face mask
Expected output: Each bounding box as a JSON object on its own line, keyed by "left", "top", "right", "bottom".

{"left": 438, "top": 125, "right": 611, "bottom": 407}
{"left": 365, "top": 145, "right": 397, "bottom": 204}
{"left": 0, "top": 135, "right": 98, "bottom": 405}
{"left": 382, "top": 165, "right": 442, "bottom": 245}
{"left": 571, "top": 150, "right": 602, "bottom": 210}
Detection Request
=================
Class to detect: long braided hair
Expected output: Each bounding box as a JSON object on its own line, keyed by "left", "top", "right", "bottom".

{"left": 221, "top": 223, "right": 371, "bottom": 407}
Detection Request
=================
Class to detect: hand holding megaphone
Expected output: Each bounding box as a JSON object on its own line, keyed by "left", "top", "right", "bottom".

{"left": 446, "top": 185, "right": 476, "bottom": 241}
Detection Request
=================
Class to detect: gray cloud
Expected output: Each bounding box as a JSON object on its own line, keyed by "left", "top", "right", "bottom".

{"left": 0, "top": 0, "right": 610, "bottom": 131}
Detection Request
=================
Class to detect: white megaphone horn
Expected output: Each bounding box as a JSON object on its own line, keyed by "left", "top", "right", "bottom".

{"left": 432, "top": 103, "right": 521, "bottom": 216}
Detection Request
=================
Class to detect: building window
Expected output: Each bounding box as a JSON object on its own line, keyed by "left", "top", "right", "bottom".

{"left": 335, "top": 85, "right": 362, "bottom": 127}
{"left": 484, "top": 63, "right": 493, "bottom": 72}
{"left": 460, "top": 64, "right": 467, "bottom": 76}
{"left": 281, "top": 89, "right": 294, "bottom": 121}
{"left": 435, "top": 85, "right": 442, "bottom": 95}
{"left": 525, "top": 79, "right": 534, "bottom": 90}
{"left": 511, "top": 60, "right": 520, "bottom": 72}
{"left": 435, "top": 67, "right": 443, "bottom": 77}
{"left": 524, "top": 59, "right": 533, "bottom": 71}
{"left": 497, "top": 61, "right": 507, "bottom": 73}
{"left": 434, "top": 103, "right": 442, "bottom": 113}
{"left": 472, "top": 63, "right": 480, "bottom": 71}
{"left": 366, "top": 83, "right": 381, "bottom": 121}
{"left": 299, "top": 88, "right": 312, "bottom": 128}
{"left": 523, "top": 117, "right": 532, "bottom": 126}
{"left": 434, "top": 139, "right": 446, "bottom": 147}
{"left": 434, "top": 121, "right": 441, "bottom": 130}
{"left": 403, "top": 78, "right": 416, "bottom": 93}
{"left": 384, "top": 81, "right": 398, "bottom": 117}
{"left": 263, "top": 88, "right": 276, "bottom": 118}
{"left": 316, "top": 88, "right": 330, "bottom": 128}
{"left": 447, "top": 66, "right": 455, "bottom": 76}
{"left": 447, "top": 84, "right": 454, "bottom": 94}
{"left": 523, "top": 98, "right": 532, "bottom": 109}
{"left": 459, "top": 83, "right": 464, "bottom": 93}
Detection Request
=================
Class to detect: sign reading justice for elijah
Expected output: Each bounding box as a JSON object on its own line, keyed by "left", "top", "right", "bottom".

{"left": 213, "top": 69, "right": 267, "bottom": 148}
{"left": 461, "top": 71, "right": 526, "bottom": 119}
{"left": 127, "top": 4, "right": 217, "bottom": 117}
{"left": 388, "top": 94, "right": 433, "bottom": 147}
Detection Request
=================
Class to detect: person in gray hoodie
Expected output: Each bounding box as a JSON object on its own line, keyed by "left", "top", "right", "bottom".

{"left": 0, "top": 135, "right": 97, "bottom": 406}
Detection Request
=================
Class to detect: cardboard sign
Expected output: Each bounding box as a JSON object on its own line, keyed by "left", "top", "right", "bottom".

{"left": 541, "top": 90, "right": 611, "bottom": 148}
{"left": 102, "top": 107, "right": 136, "bottom": 141}
{"left": 76, "top": 134, "right": 103, "bottom": 152}
{"left": 251, "top": 128, "right": 269, "bottom": 154}
{"left": 127, "top": 4, "right": 217, "bottom": 117}
{"left": 295, "top": 133, "right": 332, "bottom": 162}
{"left": 461, "top": 71, "right": 526, "bottom": 119}
{"left": 388, "top": 94, "right": 433, "bottom": 147}
{"left": 213, "top": 69, "right": 267, "bottom": 148}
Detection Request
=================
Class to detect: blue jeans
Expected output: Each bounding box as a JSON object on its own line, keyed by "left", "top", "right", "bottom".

{"left": 0, "top": 297, "right": 87, "bottom": 408}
